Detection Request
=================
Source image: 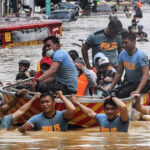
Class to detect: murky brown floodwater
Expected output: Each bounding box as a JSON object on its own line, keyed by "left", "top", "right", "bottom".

{"left": 0, "top": 121, "right": 150, "bottom": 150}
{"left": 0, "top": 4, "right": 150, "bottom": 150}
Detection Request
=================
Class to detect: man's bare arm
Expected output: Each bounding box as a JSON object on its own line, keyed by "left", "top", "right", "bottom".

{"left": 38, "top": 62, "right": 60, "bottom": 82}
{"left": 81, "top": 43, "right": 91, "bottom": 69}
{"left": 109, "top": 63, "right": 124, "bottom": 90}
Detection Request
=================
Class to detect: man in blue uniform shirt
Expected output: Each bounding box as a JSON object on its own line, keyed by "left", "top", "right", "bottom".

{"left": 109, "top": 31, "right": 150, "bottom": 98}
{"left": 72, "top": 95, "right": 129, "bottom": 132}
{"left": 82, "top": 18, "right": 122, "bottom": 68}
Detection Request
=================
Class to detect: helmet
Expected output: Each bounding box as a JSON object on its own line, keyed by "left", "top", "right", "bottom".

{"left": 93, "top": 52, "right": 106, "bottom": 66}
{"left": 18, "top": 59, "right": 30, "bottom": 68}
{"left": 98, "top": 57, "right": 109, "bottom": 66}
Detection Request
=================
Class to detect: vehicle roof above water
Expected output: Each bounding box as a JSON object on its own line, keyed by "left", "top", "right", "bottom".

{"left": 51, "top": 9, "right": 75, "bottom": 13}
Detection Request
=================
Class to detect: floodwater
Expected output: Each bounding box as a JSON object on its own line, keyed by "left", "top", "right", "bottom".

{"left": 0, "top": 121, "right": 150, "bottom": 150}
{"left": 0, "top": 4, "right": 150, "bottom": 150}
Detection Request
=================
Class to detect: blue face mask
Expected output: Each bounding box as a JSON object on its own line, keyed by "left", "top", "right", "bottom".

{"left": 46, "top": 49, "right": 54, "bottom": 58}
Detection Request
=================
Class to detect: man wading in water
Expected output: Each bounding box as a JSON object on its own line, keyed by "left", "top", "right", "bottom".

{"left": 71, "top": 95, "right": 129, "bottom": 132}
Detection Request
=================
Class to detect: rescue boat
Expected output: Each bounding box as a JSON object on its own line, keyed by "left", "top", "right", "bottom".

{"left": 0, "top": 78, "right": 149, "bottom": 127}
{"left": 0, "top": 17, "right": 62, "bottom": 48}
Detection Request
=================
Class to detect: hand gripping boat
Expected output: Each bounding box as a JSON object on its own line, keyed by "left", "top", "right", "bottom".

{"left": 0, "top": 78, "right": 149, "bottom": 127}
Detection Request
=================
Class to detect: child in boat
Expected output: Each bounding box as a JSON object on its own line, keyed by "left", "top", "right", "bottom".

{"left": 71, "top": 95, "right": 129, "bottom": 132}
{"left": 96, "top": 57, "right": 116, "bottom": 97}
{"left": 33, "top": 56, "right": 52, "bottom": 82}
{"left": 16, "top": 59, "right": 36, "bottom": 82}
{"left": 0, "top": 89, "right": 39, "bottom": 131}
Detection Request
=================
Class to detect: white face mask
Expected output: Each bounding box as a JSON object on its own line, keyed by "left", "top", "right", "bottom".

{"left": 46, "top": 49, "right": 54, "bottom": 58}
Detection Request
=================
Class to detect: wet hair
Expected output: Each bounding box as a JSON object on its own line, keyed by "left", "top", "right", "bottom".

{"left": 121, "top": 31, "right": 136, "bottom": 41}
{"left": 18, "top": 59, "right": 30, "bottom": 68}
{"left": 108, "top": 18, "right": 122, "bottom": 32}
{"left": 68, "top": 50, "right": 79, "bottom": 61}
{"left": 43, "top": 36, "right": 60, "bottom": 45}
{"left": 104, "top": 99, "right": 117, "bottom": 109}
{"left": 40, "top": 92, "right": 55, "bottom": 102}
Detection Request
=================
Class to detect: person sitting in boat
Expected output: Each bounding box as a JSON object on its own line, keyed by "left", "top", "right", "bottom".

{"left": 0, "top": 89, "right": 38, "bottom": 131}
{"left": 108, "top": 31, "right": 150, "bottom": 98}
{"left": 71, "top": 95, "right": 129, "bottom": 132}
{"left": 34, "top": 36, "right": 78, "bottom": 95}
{"left": 18, "top": 91, "right": 76, "bottom": 132}
{"left": 131, "top": 15, "right": 140, "bottom": 29}
{"left": 33, "top": 56, "right": 52, "bottom": 83}
{"left": 16, "top": 59, "right": 36, "bottom": 82}
{"left": 74, "top": 57, "right": 97, "bottom": 96}
{"left": 96, "top": 57, "right": 116, "bottom": 97}
{"left": 136, "top": 25, "right": 148, "bottom": 42}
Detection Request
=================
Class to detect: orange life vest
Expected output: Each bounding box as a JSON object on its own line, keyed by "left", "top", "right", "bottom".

{"left": 76, "top": 73, "right": 89, "bottom": 96}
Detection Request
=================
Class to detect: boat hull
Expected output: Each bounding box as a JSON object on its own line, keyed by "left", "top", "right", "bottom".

{"left": 3, "top": 92, "right": 150, "bottom": 127}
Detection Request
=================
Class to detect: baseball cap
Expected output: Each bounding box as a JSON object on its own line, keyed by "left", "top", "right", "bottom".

{"left": 98, "top": 57, "right": 110, "bottom": 66}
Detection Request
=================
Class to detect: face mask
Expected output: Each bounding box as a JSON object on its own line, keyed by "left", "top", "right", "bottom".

{"left": 41, "top": 69, "right": 47, "bottom": 73}
{"left": 19, "top": 68, "right": 25, "bottom": 73}
{"left": 46, "top": 49, "right": 54, "bottom": 58}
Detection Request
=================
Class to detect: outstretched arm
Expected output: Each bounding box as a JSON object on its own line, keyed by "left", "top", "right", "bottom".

{"left": 38, "top": 62, "right": 60, "bottom": 82}
{"left": 12, "top": 92, "right": 41, "bottom": 122}
{"left": 71, "top": 95, "right": 97, "bottom": 119}
{"left": 111, "top": 97, "right": 128, "bottom": 122}
{"left": 1, "top": 89, "right": 27, "bottom": 114}
{"left": 134, "top": 94, "right": 149, "bottom": 114}
{"left": 56, "top": 91, "right": 76, "bottom": 120}
{"left": 81, "top": 43, "right": 91, "bottom": 69}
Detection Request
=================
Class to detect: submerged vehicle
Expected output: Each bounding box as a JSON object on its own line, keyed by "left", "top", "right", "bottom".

{"left": 96, "top": 2, "right": 116, "bottom": 13}
{"left": 0, "top": 16, "right": 62, "bottom": 48}
{"left": 48, "top": 10, "right": 77, "bottom": 22}
{"left": 0, "top": 78, "right": 149, "bottom": 127}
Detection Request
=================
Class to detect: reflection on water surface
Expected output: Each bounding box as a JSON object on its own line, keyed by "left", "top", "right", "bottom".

{"left": 0, "top": 121, "right": 150, "bottom": 150}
